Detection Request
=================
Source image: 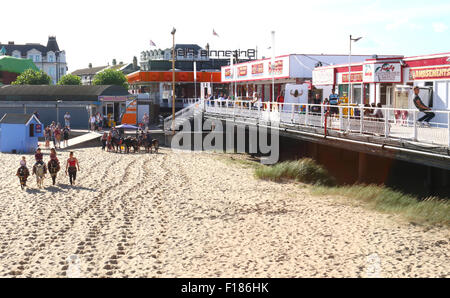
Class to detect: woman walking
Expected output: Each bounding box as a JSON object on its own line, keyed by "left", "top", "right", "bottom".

{"left": 65, "top": 152, "right": 80, "bottom": 186}
{"left": 63, "top": 126, "right": 70, "bottom": 148}
{"left": 54, "top": 124, "right": 62, "bottom": 149}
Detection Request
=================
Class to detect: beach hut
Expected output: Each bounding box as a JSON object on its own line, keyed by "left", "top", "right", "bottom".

{"left": 0, "top": 113, "right": 43, "bottom": 153}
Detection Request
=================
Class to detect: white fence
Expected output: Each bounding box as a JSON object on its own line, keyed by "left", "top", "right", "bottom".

{"left": 204, "top": 100, "right": 450, "bottom": 148}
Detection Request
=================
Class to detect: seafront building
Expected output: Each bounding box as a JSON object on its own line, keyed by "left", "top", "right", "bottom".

{"left": 220, "top": 54, "right": 381, "bottom": 103}
{"left": 71, "top": 59, "right": 140, "bottom": 86}
{"left": 0, "top": 36, "right": 67, "bottom": 84}
{"left": 0, "top": 85, "right": 131, "bottom": 129}
{"left": 312, "top": 52, "right": 450, "bottom": 124}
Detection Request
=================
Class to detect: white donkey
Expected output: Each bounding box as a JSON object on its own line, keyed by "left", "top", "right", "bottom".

{"left": 34, "top": 163, "right": 46, "bottom": 189}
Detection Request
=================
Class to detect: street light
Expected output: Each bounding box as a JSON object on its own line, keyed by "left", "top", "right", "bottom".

{"left": 348, "top": 35, "right": 362, "bottom": 104}
{"left": 171, "top": 27, "right": 176, "bottom": 135}
{"left": 56, "top": 99, "right": 63, "bottom": 125}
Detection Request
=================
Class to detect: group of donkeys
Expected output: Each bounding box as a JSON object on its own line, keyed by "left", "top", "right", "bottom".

{"left": 110, "top": 134, "right": 159, "bottom": 154}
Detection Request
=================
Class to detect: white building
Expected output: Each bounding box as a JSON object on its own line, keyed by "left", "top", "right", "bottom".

{"left": 0, "top": 36, "right": 67, "bottom": 84}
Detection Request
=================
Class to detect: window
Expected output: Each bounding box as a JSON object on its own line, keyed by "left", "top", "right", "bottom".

{"left": 35, "top": 55, "right": 41, "bottom": 62}
{"left": 48, "top": 55, "right": 54, "bottom": 62}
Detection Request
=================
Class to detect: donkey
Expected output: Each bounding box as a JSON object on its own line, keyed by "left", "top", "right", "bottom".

{"left": 33, "top": 163, "right": 47, "bottom": 189}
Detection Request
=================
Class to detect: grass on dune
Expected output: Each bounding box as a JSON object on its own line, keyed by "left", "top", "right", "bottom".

{"left": 252, "top": 157, "right": 449, "bottom": 226}
{"left": 254, "top": 158, "right": 336, "bottom": 186}
{"left": 311, "top": 184, "right": 450, "bottom": 226}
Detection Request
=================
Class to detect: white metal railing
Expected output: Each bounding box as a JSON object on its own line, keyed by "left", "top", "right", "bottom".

{"left": 204, "top": 100, "right": 450, "bottom": 148}
{"left": 164, "top": 98, "right": 203, "bottom": 131}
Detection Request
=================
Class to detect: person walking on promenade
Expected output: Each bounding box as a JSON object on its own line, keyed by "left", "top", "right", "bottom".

{"left": 90, "top": 115, "right": 96, "bottom": 131}
{"left": 54, "top": 124, "right": 62, "bottom": 149}
{"left": 65, "top": 152, "right": 80, "bottom": 186}
{"left": 63, "top": 126, "right": 70, "bottom": 148}
{"left": 44, "top": 126, "right": 51, "bottom": 149}
{"left": 413, "top": 86, "right": 435, "bottom": 127}
{"left": 143, "top": 113, "right": 150, "bottom": 130}
{"left": 64, "top": 112, "right": 71, "bottom": 129}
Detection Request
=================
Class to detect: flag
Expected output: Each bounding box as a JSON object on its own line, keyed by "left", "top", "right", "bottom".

{"left": 213, "top": 29, "right": 219, "bottom": 37}
{"left": 150, "top": 40, "right": 157, "bottom": 47}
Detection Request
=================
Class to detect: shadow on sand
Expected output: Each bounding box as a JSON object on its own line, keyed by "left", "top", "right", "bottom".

{"left": 58, "top": 184, "right": 96, "bottom": 192}
{"left": 25, "top": 188, "right": 45, "bottom": 194}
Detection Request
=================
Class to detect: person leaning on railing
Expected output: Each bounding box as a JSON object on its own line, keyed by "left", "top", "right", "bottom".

{"left": 413, "top": 86, "right": 435, "bottom": 127}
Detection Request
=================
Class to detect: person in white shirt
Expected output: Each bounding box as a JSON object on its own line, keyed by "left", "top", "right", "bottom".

{"left": 90, "top": 115, "right": 96, "bottom": 131}
{"left": 64, "top": 112, "right": 71, "bottom": 128}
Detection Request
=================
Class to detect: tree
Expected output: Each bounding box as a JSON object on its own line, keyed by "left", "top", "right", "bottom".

{"left": 92, "top": 69, "right": 128, "bottom": 89}
{"left": 58, "top": 74, "right": 82, "bottom": 85}
{"left": 12, "top": 69, "right": 51, "bottom": 85}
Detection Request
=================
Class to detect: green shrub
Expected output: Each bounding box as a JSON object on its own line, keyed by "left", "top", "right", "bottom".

{"left": 255, "top": 158, "right": 336, "bottom": 186}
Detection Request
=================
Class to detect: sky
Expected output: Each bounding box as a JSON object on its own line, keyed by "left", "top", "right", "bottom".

{"left": 2, "top": 0, "right": 450, "bottom": 72}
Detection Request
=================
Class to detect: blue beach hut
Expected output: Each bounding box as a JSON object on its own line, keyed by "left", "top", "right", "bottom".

{"left": 0, "top": 113, "right": 44, "bottom": 153}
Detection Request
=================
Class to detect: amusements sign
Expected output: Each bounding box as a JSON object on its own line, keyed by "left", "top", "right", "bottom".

{"left": 35, "top": 124, "right": 42, "bottom": 134}
{"left": 409, "top": 66, "right": 450, "bottom": 80}
{"left": 364, "top": 63, "right": 402, "bottom": 83}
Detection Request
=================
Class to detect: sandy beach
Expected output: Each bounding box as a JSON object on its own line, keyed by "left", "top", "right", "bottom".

{"left": 0, "top": 147, "right": 448, "bottom": 278}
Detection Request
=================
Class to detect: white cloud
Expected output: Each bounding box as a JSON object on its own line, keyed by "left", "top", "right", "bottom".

{"left": 432, "top": 22, "right": 448, "bottom": 33}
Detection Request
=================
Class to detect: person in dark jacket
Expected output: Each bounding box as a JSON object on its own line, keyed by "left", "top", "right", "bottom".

{"left": 413, "top": 86, "right": 435, "bottom": 127}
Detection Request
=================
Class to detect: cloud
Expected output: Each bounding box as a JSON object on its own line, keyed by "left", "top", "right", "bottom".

{"left": 432, "top": 22, "right": 448, "bottom": 33}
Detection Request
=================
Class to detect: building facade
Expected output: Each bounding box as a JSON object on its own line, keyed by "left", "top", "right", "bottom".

{"left": 221, "top": 54, "right": 376, "bottom": 103}
{"left": 0, "top": 85, "right": 130, "bottom": 129}
{"left": 0, "top": 36, "right": 67, "bottom": 84}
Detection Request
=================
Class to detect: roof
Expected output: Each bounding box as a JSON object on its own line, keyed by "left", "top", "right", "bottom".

{"left": 71, "top": 65, "right": 108, "bottom": 76}
{"left": 0, "top": 85, "right": 130, "bottom": 102}
{"left": 0, "top": 113, "right": 36, "bottom": 124}
{"left": 0, "top": 56, "right": 39, "bottom": 74}
{"left": 0, "top": 37, "right": 62, "bottom": 56}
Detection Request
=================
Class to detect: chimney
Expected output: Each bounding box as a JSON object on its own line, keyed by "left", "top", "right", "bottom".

{"left": 8, "top": 41, "right": 14, "bottom": 45}
{"left": 89, "top": 63, "right": 92, "bottom": 68}
{"left": 47, "top": 36, "right": 60, "bottom": 52}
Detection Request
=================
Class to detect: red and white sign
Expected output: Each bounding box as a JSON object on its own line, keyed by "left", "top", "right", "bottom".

{"left": 338, "top": 72, "right": 363, "bottom": 84}
{"left": 312, "top": 68, "right": 335, "bottom": 85}
{"left": 409, "top": 66, "right": 450, "bottom": 80}
{"left": 221, "top": 55, "right": 290, "bottom": 82}
{"left": 364, "top": 62, "right": 402, "bottom": 83}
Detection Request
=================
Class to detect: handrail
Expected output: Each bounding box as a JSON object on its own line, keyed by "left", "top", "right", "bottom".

{"left": 204, "top": 99, "right": 450, "bottom": 148}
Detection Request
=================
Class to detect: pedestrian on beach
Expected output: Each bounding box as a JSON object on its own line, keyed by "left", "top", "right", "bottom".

{"left": 63, "top": 126, "right": 70, "bottom": 148}
{"left": 54, "top": 124, "right": 62, "bottom": 149}
{"left": 64, "top": 112, "right": 71, "bottom": 129}
{"left": 90, "top": 115, "right": 96, "bottom": 131}
{"left": 413, "top": 86, "right": 435, "bottom": 127}
{"left": 49, "top": 148, "right": 60, "bottom": 165}
{"left": 101, "top": 132, "right": 108, "bottom": 151}
{"left": 143, "top": 113, "right": 150, "bottom": 130}
{"left": 65, "top": 152, "right": 80, "bottom": 186}
{"left": 44, "top": 126, "right": 51, "bottom": 149}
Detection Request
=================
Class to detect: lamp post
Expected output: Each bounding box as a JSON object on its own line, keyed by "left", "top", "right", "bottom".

{"left": 56, "top": 99, "right": 62, "bottom": 125}
{"left": 271, "top": 31, "right": 275, "bottom": 106}
{"left": 348, "top": 35, "right": 362, "bottom": 104}
{"left": 171, "top": 27, "right": 176, "bottom": 135}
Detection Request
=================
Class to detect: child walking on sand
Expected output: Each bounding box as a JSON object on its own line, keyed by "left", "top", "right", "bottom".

{"left": 16, "top": 156, "right": 30, "bottom": 189}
